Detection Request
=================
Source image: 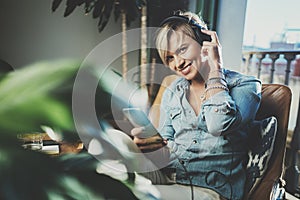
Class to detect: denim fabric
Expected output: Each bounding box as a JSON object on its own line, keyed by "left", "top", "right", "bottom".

{"left": 158, "top": 69, "right": 262, "bottom": 200}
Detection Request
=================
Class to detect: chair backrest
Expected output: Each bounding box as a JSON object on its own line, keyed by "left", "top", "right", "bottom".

{"left": 148, "top": 75, "right": 292, "bottom": 199}
{"left": 248, "top": 83, "right": 292, "bottom": 199}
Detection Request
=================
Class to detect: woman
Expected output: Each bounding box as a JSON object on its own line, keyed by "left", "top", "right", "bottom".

{"left": 132, "top": 11, "right": 261, "bottom": 200}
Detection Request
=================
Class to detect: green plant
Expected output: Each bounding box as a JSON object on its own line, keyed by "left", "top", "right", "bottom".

{"left": 0, "top": 60, "right": 158, "bottom": 199}
{"left": 51, "top": 0, "right": 145, "bottom": 32}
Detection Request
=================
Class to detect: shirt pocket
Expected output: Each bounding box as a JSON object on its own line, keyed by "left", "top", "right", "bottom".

{"left": 168, "top": 107, "right": 182, "bottom": 131}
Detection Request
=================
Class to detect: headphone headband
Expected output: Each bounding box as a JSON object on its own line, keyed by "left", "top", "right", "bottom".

{"left": 159, "top": 15, "right": 205, "bottom": 30}
{"left": 159, "top": 14, "right": 211, "bottom": 45}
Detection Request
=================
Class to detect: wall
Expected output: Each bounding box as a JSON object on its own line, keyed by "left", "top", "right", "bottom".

{"left": 216, "top": 0, "right": 248, "bottom": 71}
{"left": 0, "top": 0, "right": 248, "bottom": 73}
{"left": 0, "top": 0, "right": 138, "bottom": 70}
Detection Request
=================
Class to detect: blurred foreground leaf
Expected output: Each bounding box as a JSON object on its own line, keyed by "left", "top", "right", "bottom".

{"left": 0, "top": 60, "right": 79, "bottom": 135}
{"left": 0, "top": 60, "right": 158, "bottom": 200}
{"left": 0, "top": 146, "right": 138, "bottom": 200}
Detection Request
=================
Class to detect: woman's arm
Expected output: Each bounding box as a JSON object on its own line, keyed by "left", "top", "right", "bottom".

{"left": 202, "top": 76, "right": 262, "bottom": 135}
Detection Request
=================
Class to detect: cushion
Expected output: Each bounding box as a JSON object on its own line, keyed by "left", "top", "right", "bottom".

{"left": 245, "top": 116, "right": 278, "bottom": 193}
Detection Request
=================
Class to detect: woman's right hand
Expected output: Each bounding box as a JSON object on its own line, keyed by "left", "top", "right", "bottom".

{"left": 131, "top": 127, "right": 167, "bottom": 152}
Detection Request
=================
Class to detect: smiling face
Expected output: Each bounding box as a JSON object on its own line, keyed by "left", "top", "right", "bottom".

{"left": 165, "top": 28, "right": 204, "bottom": 80}
{"left": 156, "top": 24, "right": 207, "bottom": 81}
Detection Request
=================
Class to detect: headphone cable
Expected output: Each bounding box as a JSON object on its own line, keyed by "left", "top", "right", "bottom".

{"left": 179, "top": 159, "right": 194, "bottom": 200}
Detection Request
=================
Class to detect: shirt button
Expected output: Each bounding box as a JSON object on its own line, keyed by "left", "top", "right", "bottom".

{"left": 193, "top": 140, "right": 197, "bottom": 144}
{"left": 214, "top": 108, "right": 219, "bottom": 112}
{"left": 180, "top": 160, "right": 185, "bottom": 165}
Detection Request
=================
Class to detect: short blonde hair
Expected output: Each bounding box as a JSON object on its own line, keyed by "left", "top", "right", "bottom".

{"left": 155, "top": 11, "right": 207, "bottom": 65}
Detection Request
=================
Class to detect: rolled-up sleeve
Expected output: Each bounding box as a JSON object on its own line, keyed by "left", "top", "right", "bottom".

{"left": 202, "top": 78, "right": 261, "bottom": 135}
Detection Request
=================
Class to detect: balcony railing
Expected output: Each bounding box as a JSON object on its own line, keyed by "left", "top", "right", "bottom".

{"left": 242, "top": 50, "right": 300, "bottom": 128}
{"left": 242, "top": 50, "right": 300, "bottom": 85}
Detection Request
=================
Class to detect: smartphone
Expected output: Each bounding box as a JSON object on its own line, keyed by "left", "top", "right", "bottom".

{"left": 122, "top": 107, "right": 162, "bottom": 138}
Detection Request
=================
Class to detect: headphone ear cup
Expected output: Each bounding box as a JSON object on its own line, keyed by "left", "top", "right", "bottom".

{"left": 191, "top": 26, "right": 212, "bottom": 46}
{"left": 192, "top": 27, "right": 203, "bottom": 45}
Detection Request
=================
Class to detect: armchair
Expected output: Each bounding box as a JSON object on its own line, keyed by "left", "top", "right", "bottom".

{"left": 148, "top": 75, "right": 292, "bottom": 200}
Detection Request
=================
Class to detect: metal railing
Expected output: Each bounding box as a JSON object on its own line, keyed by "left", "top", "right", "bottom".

{"left": 242, "top": 50, "right": 300, "bottom": 85}
{"left": 242, "top": 50, "right": 300, "bottom": 129}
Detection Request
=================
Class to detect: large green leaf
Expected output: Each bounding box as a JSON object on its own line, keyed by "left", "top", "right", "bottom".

{"left": 0, "top": 60, "right": 80, "bottom": 135}
{"left": 0, "top": 59, "right": 161, "bottom": 199}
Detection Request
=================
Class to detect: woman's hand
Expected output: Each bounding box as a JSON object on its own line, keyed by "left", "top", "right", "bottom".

{"left": 200, "top": 30, "right": 223, "bottom": 75}
{"left": 131, "top": 127, "right": 167, "bottom": 152}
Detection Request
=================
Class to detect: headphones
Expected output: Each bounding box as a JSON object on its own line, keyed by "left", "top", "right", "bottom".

{"left": 159, "top": 15, "right": 212, "bottom": 46}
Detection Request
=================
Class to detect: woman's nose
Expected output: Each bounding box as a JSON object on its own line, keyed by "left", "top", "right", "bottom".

{"left": 174, "top": 56, "right": 185, "bottom": 70}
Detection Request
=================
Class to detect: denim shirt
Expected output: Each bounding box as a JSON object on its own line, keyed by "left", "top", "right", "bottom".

{"left": 158, "top": 69, "right": 261, "bottom": 200}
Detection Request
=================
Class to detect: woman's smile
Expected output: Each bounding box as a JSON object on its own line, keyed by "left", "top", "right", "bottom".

{"left": 179, "top": 63, "right": 192, "bottom": 75}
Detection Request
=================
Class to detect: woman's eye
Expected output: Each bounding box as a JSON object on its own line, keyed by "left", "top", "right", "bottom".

{"left": 179, "top": 47, "right": 187, "bottom": 53}
{"left": 166, "top": 56, "right": 173, "bottom": 63}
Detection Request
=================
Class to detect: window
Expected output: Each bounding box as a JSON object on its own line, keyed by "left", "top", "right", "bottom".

{"left": 243, "top": 0, "right": 300, "bottom": 51}
{"left": 242, "top": 0, "right": 300, "bottom": 130}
